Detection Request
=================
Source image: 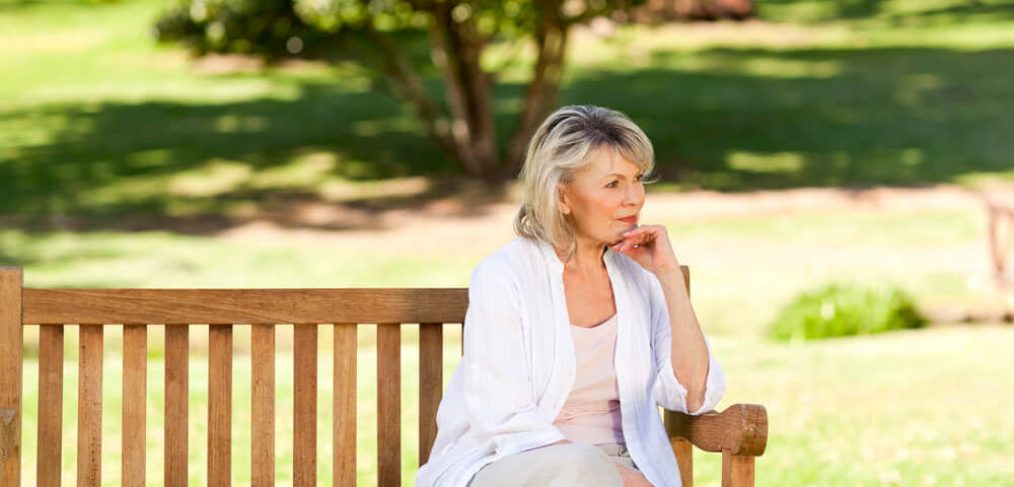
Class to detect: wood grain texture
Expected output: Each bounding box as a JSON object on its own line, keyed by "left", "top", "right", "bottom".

{"left": 23, "top": 288, "right": 467, "bottom": 325}
{"left": 37, "top": 325, "right": 63, "bottom": 487}
{"left": 77, "top": 325, "right": 104, "bottom": 487}
{"left": 0, "top": 267, "right": 22, "bottom": 487}
{"left": 164, "top": 325, "right": 189, "bottom": 487}
{"left": 251, "top": 324, "right": 275, "bottom": 487}
{"left": 208, "top": 325, "right": 233, "bottom": 487}
{"left": 672, "top": 437, "right": 693, "bottom": 487}
{"left": 722, "top": 450, "right": 755, "bottom": 487}
{"left": 418, "top": 323, "right": 442, "bottom": 465}
{"left": 665, "top": 404, "right": 768, "bottom": 456}
{"left": 294, "top": 324, "right": 318, "bottom": 486}
{"left": 334, "top": 323, "right": 357, "bottom": 487}
{"left": 377, "top": 324, "right": 401, "bottom": 487}
{"left": 122, "top": 324, "right": 147, "bottom": 487}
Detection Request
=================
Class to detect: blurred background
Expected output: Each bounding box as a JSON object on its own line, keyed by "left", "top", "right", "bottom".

{"left": 3, "top": 0, "right": 1014, "bottom": 485}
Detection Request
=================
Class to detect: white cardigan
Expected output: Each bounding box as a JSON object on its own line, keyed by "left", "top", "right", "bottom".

{"left": 416, "top": 236, "right": 725, "bottom": 487}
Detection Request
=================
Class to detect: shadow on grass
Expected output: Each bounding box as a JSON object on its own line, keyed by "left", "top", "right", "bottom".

{"left": 1, "top": 78, "right": 525, "bottom": 233}
{"left": 759, "top": 0, "right": 1014, "bottom": 23}
{"left": 2, "top": 44, "right": 1013, "bottom": 234}
{"left": 564, "top": 45, "right": 1014, "bottom": 190}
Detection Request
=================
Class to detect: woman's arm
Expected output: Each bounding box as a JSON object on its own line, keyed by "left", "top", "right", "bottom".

{"left": 654, "top": 268, "right": 709, "bottom": 413}
{"left": 645, "top": 265, "right": 724, "bottom": 415}
{"left": 612, "top": 224, "right": 724, "bottom": 414}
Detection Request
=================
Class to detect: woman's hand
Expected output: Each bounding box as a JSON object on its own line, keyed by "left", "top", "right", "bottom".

{"left": 614, "top": 464, "right": 653, "bottom": 487}
{"left": 610, "top": 224, "right": 681, "bottom": 276}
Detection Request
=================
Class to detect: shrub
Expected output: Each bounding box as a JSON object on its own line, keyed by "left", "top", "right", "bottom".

{"left": 768, "top": 282, "right": 927, "bottom": 341}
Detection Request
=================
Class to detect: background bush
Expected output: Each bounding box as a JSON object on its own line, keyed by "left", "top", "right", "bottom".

{"left": 153, "top": 0, "right": 333, "bottom": 56}
{"left": 768, "top": 283, "right": 927, "bottom": 342}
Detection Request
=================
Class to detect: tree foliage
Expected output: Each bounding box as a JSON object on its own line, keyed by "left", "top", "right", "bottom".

{"left": 155, "top": 0, "right": 645, "bottom": 184}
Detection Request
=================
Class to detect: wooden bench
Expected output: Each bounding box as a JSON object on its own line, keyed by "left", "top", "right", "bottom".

{"left": 0, "top": 265, "right": 767, "bottom": 486}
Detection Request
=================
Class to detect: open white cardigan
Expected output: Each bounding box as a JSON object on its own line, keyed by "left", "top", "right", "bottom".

{"left": 416, "top": 236, "right": 725, "bottom": 487}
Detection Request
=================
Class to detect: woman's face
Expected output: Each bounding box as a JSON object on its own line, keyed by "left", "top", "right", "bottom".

{"left": 558, "top": 146, "right": 646, "bottom": 248}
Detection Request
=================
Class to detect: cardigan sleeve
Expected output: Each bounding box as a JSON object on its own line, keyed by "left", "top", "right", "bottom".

{"left": 645, "top": 270, "right": 725, "bottom": 415}
{"left": 461, "top": 259, "right": 566, "bottom": 456}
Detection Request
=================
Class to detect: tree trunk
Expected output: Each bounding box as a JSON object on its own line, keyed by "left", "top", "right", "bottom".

{"left": 366, "top": 1, "right": 573, "bottom": 187}
{"left": 364, "top": 21, "right": 461, "bottom": 165}
{"left": 503, "top": 0, "right": 569, "bottom": 180}
{"left": 428, "top": 1, "right": 501, "bottom": 184}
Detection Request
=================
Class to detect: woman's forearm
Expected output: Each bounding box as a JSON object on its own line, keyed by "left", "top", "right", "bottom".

{"left": 654, "top": 268, "right": 709, "bottom": 412}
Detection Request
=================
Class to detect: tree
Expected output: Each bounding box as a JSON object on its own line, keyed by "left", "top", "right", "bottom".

{"left": 156, "top": 0, "right": 644, "bottom": 186}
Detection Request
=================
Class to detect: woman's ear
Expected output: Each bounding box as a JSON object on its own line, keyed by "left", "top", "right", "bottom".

{"left": 557, "top": 184, "right": 571, "bottom": 215}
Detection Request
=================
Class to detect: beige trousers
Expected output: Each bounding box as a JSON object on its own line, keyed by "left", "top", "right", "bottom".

{"left": 467, "top": 442, "right": 640, "bottom": 487}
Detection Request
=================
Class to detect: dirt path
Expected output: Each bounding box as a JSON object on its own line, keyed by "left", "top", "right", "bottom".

{"left": 218, "top": 182, "right": 995, "bottom": 244}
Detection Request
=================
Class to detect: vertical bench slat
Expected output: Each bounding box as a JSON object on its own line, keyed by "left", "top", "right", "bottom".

{"left": 209, "top": 324, "right": 233, "bottom": 486}
{"left": 0, "top": 267, "right": 23, "bottom": 486}
{"left": 251, "top": 324, "right": 275, "bottom": 487}
{"left": 418, "top": 323, "right": 443, "bottom": 465}
{"left": 294, "top": 324, "right": 318, "bottom": 486}
{"left": 37, "top": 325, "right": 63, "bottom": 487}
{"left": 334, "top": 323, "right": 357, "bottom": 487}
{"left": 674, "top": 439, "right": 694, "bottom": 487}
{"left": 722, "top": 450, "right": 755, "bottom": 487}
{"left": 165, "top": 325, "right": 189, "bottom": 487}
{"left": 77, "top": 324, "right": 104, "bottom": 487}
{"left": 377, "top": 323, "right": 401, "bottom": 487}
{"left": 123, "top": 324, "right": 147, "bottom": 486}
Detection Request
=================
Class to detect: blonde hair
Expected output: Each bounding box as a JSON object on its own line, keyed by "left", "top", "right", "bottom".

{"left": 513, "top": 105, "right": 659, "bottom": 261}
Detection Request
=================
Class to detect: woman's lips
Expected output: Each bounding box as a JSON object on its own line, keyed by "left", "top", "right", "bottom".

{"left": 619, "top": 216, "right": 637, "bottom": 224}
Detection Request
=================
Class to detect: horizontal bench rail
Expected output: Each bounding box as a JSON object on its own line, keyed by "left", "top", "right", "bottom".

{"left": 22, "top": 288, "right": 469, "bottom": 325}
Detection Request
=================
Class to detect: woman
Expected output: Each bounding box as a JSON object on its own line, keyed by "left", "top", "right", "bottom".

{"left": 416, "top": 105, "right": 725, "bottom": 487}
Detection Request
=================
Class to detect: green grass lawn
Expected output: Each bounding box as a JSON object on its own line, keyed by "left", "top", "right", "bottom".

{"left": 3, "top": 0, "right": 1014, "bottom": 227}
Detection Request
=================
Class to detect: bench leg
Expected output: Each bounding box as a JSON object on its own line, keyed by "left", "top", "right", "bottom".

{"left": 672, "top": 437, "right": 693, "bottom": 487}
{"left": 1, "top": 267, "right": 23, "bottom": 486}
{"left": 722, "top": 450, "right": 754, "bottom": 487}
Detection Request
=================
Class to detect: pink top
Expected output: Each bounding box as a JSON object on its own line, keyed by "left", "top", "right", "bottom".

{"left": 552, "top": 312, "right": 625, "bottom": 445}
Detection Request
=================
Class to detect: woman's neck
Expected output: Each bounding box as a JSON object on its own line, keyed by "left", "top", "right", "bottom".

{"left": 557, "top": 236, "right": 608, "bottom": 277}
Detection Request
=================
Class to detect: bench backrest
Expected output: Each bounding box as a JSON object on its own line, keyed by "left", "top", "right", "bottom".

{"left": 1, "top": 265, "right": 765, "bottom": 486}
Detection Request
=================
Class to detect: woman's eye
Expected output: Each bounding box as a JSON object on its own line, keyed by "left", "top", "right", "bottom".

{"left": 608, "top": 175, "right": 643, "bottom": 188}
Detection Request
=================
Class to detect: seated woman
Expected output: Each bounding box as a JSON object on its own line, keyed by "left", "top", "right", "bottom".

{"left": 416, "top": 105, "right": 725, "bottom": 487}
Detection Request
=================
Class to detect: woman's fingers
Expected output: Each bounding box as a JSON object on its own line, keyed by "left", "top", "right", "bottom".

{"left": 612, "top": 225, "right": 667, "bottom": 256}
{"left": 616, "top": 232, "right": 653, "bottom": 251}
{"left": 621, "top": 224, "right": 656, "bottom": 238}
{"left": 622, "top": 226, "right": 659, "bottom": 243}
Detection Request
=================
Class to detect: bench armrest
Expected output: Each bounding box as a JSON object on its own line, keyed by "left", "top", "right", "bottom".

{"left": 664, "top": 403, "right": 768, "bottom": 456}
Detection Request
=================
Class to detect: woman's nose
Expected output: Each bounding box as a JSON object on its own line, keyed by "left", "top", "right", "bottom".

{"left": 623, "top": 186, "right": 642, "bottom": 205}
